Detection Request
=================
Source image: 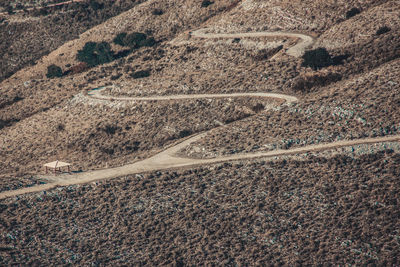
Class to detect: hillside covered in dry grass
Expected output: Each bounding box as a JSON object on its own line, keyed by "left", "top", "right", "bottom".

{"left": 0, "top": 0, "right": 399, "bottom": 265}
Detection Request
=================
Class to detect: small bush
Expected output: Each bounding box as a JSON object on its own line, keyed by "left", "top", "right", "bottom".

{"left": 301, "top": 48, "right": 333, "bottom": 70}
{"left": 102, "top": 125, "right": 121, "bottom": 135}
{"left": 179, "top": 129, "right": 192, "bottom": 138}
{"left": 232, "top": 38, "right": 240, "bottom": 43}
{"left": 111, "top": 74, "right": 122, "bottom": 80}
{"left": 346, "top": 8, "right": 360, "bottom": 19}
{"left": 376, "top": 26, "right": 391, "bottom": 35}
{"left": 57, "top": 123, "right": 65, "bottom": 131}
{"left": 46, "top": 64, "right": 63, "bottom": 78}
{"left": 152, "top": 9, "right": 163, "bottom": 15}
{"left": 130, "top": 70, "right": 150, "bottom": 79}
{"left": 251, "top": 103, "right": 265, "bottom": 113}
{"left": 113, "top": 32, "right": 156, "bottom": 49}
{"left": 201, "top": 0, "right": 214, "bottom": 8}
{"left": 6, "top": 5, "right": 14, "bottom": 15}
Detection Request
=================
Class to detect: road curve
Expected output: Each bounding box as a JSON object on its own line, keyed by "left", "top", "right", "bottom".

{"left": 1, "top": 29, "right": 398, "bottom": 199}
{"left": 190, "top": 28, "right": 314, "bottom": 57}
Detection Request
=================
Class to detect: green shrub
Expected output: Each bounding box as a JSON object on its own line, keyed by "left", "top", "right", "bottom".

{"left": 301, "top": 48, "right": 333, "bottom": 70}
{"left": 376, "top": 26, "right": 391, "bottom": 35}
{"left": 76, "top": 41, "right": 114, "bottom": 67}
{"left": 201, "top": 0, "right": 214, "bottom": 7}
{"left": 46, "top": 64, "right": 63, "bottom": 78}
{"left": 346, "top": 8, "right": 360, "bottom": 19}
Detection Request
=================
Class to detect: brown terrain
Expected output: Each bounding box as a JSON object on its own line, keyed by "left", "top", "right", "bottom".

{"left": 0, "top": 0, "right": 399, "bottom": 265}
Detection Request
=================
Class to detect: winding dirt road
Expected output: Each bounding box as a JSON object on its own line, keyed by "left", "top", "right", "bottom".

{"left": 1, "top": 30, "right": 399, "bottom": 200}
{"left": 190, "top": 29, "right": 314, "bottom": 57}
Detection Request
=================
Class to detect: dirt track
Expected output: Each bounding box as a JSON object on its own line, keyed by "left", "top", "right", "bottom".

{"left": 0, "top": 0, "right": 85, "bottom": 15}
{"left": 1, "top": 30, "right": 398, "bottom": 199}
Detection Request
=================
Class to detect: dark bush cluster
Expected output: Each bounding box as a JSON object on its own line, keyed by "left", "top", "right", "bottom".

{"left": 76, "top": 41, "right": 114, "bottom": 67}
{"left": 201, "top": 0, "right": 214, "bottom": 8}
{"left": 6, "top": 5, "right": 14, "bottom": 14}
{"left": 130, "top": 70, "right": 151, "bottom": 79}
{"left": 152, "top": 8, "right": 163, "bottom": 15}
{"left": 46, "top": 64, "right": 63, "bottom": 78}
{"left": 346, "top": 7, "right": 361, "bottom": 19}
{"left": 113, "top": 32, "right": 156, "bottom": 49}
{"left": 179, "top": 129, "right": 192, "bottom": 138}
{"left": 302, "top": 48, "right": 349, "bottom": 70}
{"left": 89, "top": 0, "right": 104, "bottom": 11}
{"left": 376, "top": 26, "right": 391, "bottom": 35}
{"left": 301, "top": 48, "right": 333, "bottom": 70}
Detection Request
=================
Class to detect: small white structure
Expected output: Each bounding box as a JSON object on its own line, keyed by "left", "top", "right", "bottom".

{"left": 43, "top": 160, "right": 71, "bottom": 175}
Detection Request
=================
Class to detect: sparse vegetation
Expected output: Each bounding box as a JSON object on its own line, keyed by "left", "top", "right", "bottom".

{"left": 46, "top": 64, "right": 63, "bottom": 78}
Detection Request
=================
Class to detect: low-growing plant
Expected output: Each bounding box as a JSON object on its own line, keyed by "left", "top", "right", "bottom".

{"left": 46, "top": 64, "right": 63, "bottom": 78}
{"left": 376, "top": 26, "right": 391, "bottom": 35}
